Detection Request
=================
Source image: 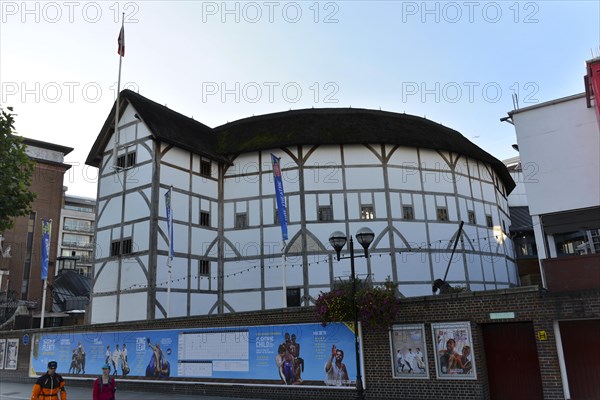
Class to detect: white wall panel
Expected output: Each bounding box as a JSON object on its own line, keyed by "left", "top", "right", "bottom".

{"left": 305, "top": 194, "right": 317, "bottom": 221}
{"left": 397, "top": 256, "right": 431, "bottom": 281}
{"left": 118, "top": 292, "right": 147, "bottom": 321}
{"left": 345, "top": 167, "right": 384, "bottom": 190}
{"left": 162, "top": 147, "right": 190, "bottom": 168}
{"left": 225, "top": 292, "right": 261, "bottom": 312}
{"left": 344, "top": 145, "right": 381, "bottom": 165}
{"left": 192, "top": 175, "right": 218, "bottom": 199}
{"left": 304, "top": 164, "right": 344, "bottom": 191}
{"left": 91, "top": 296, "right": 117, "bottom": 324}
{"left": 388, "top": 146, "right": 419, "bottom": 166}
{"left": 124, "top": 191, "right": 151, "bottom": 222}
{"left": 288, "top": 195, "right": 300, "bottom": 223}
{"left": 190, "top": 293, "right": 218, "bottom": 315}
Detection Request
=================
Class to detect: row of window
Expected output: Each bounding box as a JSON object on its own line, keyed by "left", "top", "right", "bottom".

{"left": 109, "top": 238, "right": 211, "bottom": 276}
{"left": 115, "top": 150, "right": 213, "bottom": 178}
{"left": 232, "top": 206, "right": 495, "bottom": 228}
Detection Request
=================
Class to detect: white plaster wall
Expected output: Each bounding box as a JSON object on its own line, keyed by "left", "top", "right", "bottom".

{"left": 91, "top": 296, "right": 117, "bottom": 324}
{"left": 225, "top": 292, "right": 262, "bottom": 312}
{"left": 123, "top": 190, "right": 151, "bottom": 223}
{"left": 121, "top": 255, "right": 148, "bottom": 290}
{"left": 120, "top": 163, "right": 152, "bottom": 190}
{"left": 513, "top": 95, "right": 600, "bottom": 214}
{"left": 344, "top": 145, "right": 381, "bottom": 165}
{"left": 118, "top": 292, "right": 147, "bottom": 321}
{"left": 192, "top": 175, "right": 218, "bottom": 199}
{"left": 387, "top": 146, "right": 419, "bottom": 166}
{"left": 345, "top": 167, "right": 385, "bottom": 190}
{"left": 190, "top": 293, "right": 218, "bottom": 315}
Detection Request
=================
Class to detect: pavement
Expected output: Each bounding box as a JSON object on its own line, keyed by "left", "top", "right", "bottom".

{"left": 0, "top": 381, "right": 267, "bottom": 400}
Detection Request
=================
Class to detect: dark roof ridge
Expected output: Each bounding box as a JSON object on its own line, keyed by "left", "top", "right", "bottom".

{"left": 120, "top": 89, "right": 212, "bottom": 131}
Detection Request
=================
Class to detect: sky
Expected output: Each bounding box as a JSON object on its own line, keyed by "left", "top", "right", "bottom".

{"left": 1, "top": 1, "right": 598, "bottom": 198}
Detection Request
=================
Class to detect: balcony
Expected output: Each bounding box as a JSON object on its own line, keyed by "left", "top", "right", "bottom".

{"left": 542, "top": 253, "right": 600, "bottom": 292}
{"left": 61, "top": 241, "right": 95, "bottom": 249}
{"left": 63, "top": 224, "right": 94, "bottom": 233}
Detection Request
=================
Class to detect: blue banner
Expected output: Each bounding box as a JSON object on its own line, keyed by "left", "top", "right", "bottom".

{"left": 271, "top": 154, "right": 288, "bottom": 241}
{"left": 164, "top": 188, "right": 174, "bottom": 260}
{"left": 30, "top": 322, "right": 360, "bottom": 388}
{"left": 41, "top": 219, "right": 51, "bottom": 280}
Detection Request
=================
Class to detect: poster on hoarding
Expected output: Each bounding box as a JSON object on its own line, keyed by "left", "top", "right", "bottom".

{"left": 389, "top": 324, "right": 428, "bottom": 379}
{"left": 5, "top": 338, "right": 19, "bottom": 370}
{"left": 431, "top": 322, "right": 476, "bottom": 379}
{"left": 30, "top": 322, "right": 362, "bottom": 388}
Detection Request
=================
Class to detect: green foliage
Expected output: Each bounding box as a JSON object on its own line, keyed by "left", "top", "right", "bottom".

{"left": 0, "top": 106, "right": 36, "bottom": 232}
{"left": 315, "top": 277, "right": 401, "bottom": 331}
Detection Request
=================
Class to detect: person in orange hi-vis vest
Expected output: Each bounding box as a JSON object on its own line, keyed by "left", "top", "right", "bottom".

{"left": 31, "top": 361, "right": 67, "bottom": 400}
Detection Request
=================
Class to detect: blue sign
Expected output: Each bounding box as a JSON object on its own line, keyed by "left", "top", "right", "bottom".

{"left": 23, "top": 334, "right": 30, "bottom": 346}
{"left": 30, "top": 322, "right": 360, "bottom": 388}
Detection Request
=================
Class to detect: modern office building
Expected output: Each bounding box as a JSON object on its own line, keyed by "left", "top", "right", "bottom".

{"left": 56, "top": 194, "right": 96, "bottom": 277}
{"left": 86, "top": 90, "right": 517, "bottom": 323}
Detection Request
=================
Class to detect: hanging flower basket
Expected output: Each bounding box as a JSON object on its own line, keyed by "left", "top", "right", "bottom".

{"left": 315, "top": 277, "right": 401, "bottom": 331}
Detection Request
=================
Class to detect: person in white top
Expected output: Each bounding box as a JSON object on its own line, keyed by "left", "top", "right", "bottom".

{"left": 111, "top": 345, "right": 121, "bottom": 376}
{"left": 324, "top": 345, "right": 349, "bottom": 386}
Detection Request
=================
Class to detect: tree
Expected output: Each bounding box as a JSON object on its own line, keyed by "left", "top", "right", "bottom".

{"left": 0, "top": 106, "right": 36, "bottom": 232}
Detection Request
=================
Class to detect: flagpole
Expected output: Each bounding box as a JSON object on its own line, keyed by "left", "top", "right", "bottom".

{"left": 40, "top": 280, "right": 47, "bottom": 329}
{"left": 281, "top": 239, "right": 287, "bottom": 307}
{"left": 112, "top": 13, "right": 125, "bottom": 169}
{"left": 167, "top": 186, "right": 173, "bottom": 318}
{"left": 40, "top": 219, "right": 52, "bottom": 329}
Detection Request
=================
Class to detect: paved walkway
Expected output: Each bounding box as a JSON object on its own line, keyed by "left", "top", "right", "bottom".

{"left": 0, "top": 381, "right": 266, "bottom": 400}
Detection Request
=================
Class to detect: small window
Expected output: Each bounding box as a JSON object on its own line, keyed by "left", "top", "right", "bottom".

{"left": 200, "top": 211, "right": 210, "bottom": 227}
{"left": 126, "top": 152, "right": 136, "bottom": 167}
{"left": 111, "top": 238, "right": 133, "bottom": 256}
{"left": 122, "top": 238, "right": 133, "bottom": 255}
{"left": 286, "top": 288, "right": 301, "bottom": 307}
{"left": 486, "top": 215, "right": 494, "bottom": 228}
{"left": 235, "top": 213, "right": 248, "bottom": 229}
{"left": 361, "top": 206, "right": 374, "bottom": 220}
{"left": 318, "top": 206, "right": 333, "bottom": 221}
{"left": 468, "top": 211, "right": 476, "bottom": 224}
{"left": 200, "top": 160, "right": 211, "bottom": 177}
{"left": 199, "top": 260, "right": 210, "bottom": 276}
{"left": 116, "top": 155, "right": 125, "bottom": 169}
{"left": 403, "top": 206, "right": 414, "bottom": 220}
{"left": 437, "top": 207, "right": 448, "bottom": 222}
{"left": 116, "top": 150, "right": 136, "bottom": 169}
{"left": 110, "top": 240, "right": 121, "bottom": 256}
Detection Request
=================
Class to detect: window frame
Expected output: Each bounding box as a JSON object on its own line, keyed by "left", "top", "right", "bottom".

{"left": 318, "top": 205, "right": 333, "bottom": 221}
{"left": 361, "top": 205, "right": 375, "bottom": 220}
{"left": 436, "top": 207, "right": 449, "bottom": 222}
{"left": 235, "top": 212, "right": 248, "bottom": 229}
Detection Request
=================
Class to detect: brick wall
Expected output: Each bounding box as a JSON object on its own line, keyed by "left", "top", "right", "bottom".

{"left": 2, "top": 286, "right": 598, "bottom": 400}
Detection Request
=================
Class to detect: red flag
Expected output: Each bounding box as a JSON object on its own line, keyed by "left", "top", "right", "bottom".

{"left": 117, "top": 24, "right": 125, "bottom": 57}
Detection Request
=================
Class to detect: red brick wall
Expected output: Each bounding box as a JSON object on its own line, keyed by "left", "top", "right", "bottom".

{"left": 0, "top": 161, "right": 67, "bottom": 311}
{"left": 2, "top": 287, "right": 598, "bottom": 400}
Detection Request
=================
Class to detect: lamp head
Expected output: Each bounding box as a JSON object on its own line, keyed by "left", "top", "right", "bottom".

{"left": 356, "top": 227, "right": 375, "bottom": 253}
{"left": 329, "top": 231, "right": 347, "bottom": 261}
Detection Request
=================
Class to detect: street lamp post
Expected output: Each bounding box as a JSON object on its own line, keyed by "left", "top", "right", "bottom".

{"left": 329, "top": 227, "right": 374, "bottom": 400}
